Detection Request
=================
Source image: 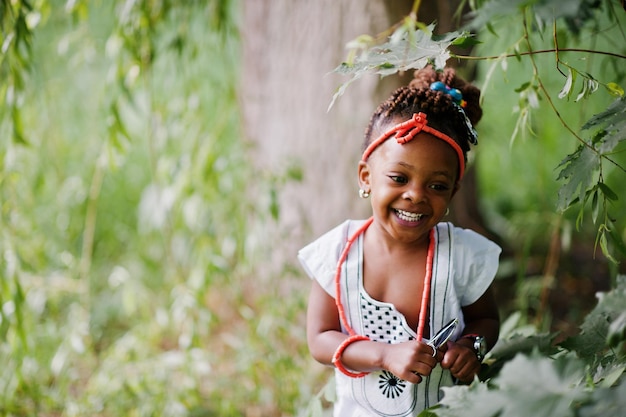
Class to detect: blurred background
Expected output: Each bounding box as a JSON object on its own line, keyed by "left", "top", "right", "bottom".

{"left": 0, "top": 0, "right": 624, "bottom": 415}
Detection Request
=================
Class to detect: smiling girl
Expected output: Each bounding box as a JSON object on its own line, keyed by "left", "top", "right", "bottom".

{"left": 298, "top": 66, "right": 501, "bottom": 416}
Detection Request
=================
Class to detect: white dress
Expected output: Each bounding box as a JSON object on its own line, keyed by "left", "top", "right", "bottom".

{"left": 298, "top": 220, "right": 501, "bottom": 417}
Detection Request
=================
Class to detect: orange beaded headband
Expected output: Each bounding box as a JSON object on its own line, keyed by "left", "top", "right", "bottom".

{"left": 361, "top": 112, "right": 466, "bottom": 180}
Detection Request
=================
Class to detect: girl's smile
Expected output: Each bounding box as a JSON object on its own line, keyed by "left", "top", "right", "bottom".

{"left": 393, "top": 208, "right": 425, "bottom": 223}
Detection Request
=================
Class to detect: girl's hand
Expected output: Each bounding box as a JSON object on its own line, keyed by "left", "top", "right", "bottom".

{"left": 439, "top": 341, "right": 481, "bottom": 383}
{"left": 381, "top": 340, "right": 444, "bottom": 384}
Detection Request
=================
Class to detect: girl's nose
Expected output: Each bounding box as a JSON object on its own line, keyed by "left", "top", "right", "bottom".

{"left": 403, "top": 184, "right": 427, "bottom": 203}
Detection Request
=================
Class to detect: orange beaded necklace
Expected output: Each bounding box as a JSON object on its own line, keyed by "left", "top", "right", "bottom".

{"left": 332, "top": 112, "right": 455, "bottom": 378}
{"left": 332, "top": 217, "right": 436, "bottom": 377}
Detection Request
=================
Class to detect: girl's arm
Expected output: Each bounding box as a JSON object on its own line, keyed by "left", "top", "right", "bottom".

{"left": 458, "top": 284, "right": 500, "bottom": 349}
{"left": 306, "top": 280, "right": 440, "bottom": 383}
{"left": 440, "top": 284, "right": 500, "bottom": 382}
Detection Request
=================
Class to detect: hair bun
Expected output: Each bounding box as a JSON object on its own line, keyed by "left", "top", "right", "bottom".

{"left": 410, "top": 66, "right": 482, "bottom": 126}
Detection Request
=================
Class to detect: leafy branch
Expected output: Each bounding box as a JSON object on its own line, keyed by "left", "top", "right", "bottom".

{"left": 328, "top": 21, "right": 469, "bottom": 111}
{"left": 331, "top": 0, "right": 626, "bottom": 261}
{"left": 425, "top": 276, "right": 626, "bottom": 417}
{"left": 0, "top": 0, "right": 43, "bottom": 144}
{"left": 456, "top": 48, "right": 626, "bottom": 62}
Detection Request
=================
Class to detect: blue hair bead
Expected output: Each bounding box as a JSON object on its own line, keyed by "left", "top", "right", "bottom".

{"left": 430, "top": 81, "right": 463, "bottom": 105}
{"left": 429, "top": 81, "right": 478, "bottom": 145}
{"left": 430, "top": 81, "right": 446, "bottom": 92}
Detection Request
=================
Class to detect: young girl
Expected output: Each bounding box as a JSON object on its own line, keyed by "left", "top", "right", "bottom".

{"left": 298, "top": 66, "right": 501, "bottom": 416}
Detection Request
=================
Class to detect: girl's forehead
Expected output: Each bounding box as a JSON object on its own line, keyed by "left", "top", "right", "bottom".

{"left": 377, "top": 132, "right": 458, "bottom": 161}
{"left": 372, "top": 133, "right": 460, "bottom": 176}
{"left": 365, "top": 112, "right": 465, "bottom": 180}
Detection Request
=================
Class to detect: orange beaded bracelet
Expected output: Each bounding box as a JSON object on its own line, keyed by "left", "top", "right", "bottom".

{"left": 332, "top": 334, "right": 371, "bottom": 378}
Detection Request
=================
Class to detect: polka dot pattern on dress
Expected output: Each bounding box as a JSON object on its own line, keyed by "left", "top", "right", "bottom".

{"left": 360, "top": 293, "right": 416, "bottom": 344}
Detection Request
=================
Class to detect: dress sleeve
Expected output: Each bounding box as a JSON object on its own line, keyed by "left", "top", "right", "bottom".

{"left": 453, "top": 227, "right": 502, "bottom": 306}
{"left": 297, "top": 220, "right": 352, "bottom": 297}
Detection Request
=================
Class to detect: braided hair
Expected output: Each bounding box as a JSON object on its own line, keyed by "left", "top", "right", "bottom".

{"left": 363, "top": 66, "right": 482, "bottom": 163}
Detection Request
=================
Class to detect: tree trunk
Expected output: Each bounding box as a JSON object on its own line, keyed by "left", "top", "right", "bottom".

{"left": 240, "top": 1, "right": 498, "bottom": 270}
{"left": 241, "top": 1, "right": 399, "bottom": 253}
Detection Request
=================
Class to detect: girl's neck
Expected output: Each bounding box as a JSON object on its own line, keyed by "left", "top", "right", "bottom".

{"left": 365, "top": 220, "right": 431, "bottom": 255}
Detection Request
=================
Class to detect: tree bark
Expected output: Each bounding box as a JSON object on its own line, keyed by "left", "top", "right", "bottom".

{"left": 241, "top": 1, "right": 399, "bottom": 251}
{"left": 240, "top": 1, "right": 498, "bottom": 269}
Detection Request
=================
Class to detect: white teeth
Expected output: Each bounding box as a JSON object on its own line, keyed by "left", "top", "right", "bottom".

{"left": 395, "top": 209, "right": 423, "bottom": 222}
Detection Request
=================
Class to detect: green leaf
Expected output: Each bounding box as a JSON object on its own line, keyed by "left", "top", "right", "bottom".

{"left": 560, "top": 309, "right": 609, "bottom": 360}
{"left": 598, "top": 118, "right": 626, "bottom": 154}
{"left": 450, "top": 33, "right": 481, "bottom": 48}
{"left": 576, "top": 77, "right": 599, "bottom": 102}
{"left": 418, "top": 405, "right": 441, "bottom": 417}
{"left": 593, "top": 362, "right": 626, "bottom": 388}
{"left": 558, "top": 67, "right": 574, "bottom": 99}
{"left": 606, "top": 311, "right": 626, "bottom": 348}
{"left": 581, "top": 97, "right": 626, "bottom": 131}
{"left": 514, "top": 81, "right": 531, "bottom": 93}
{"left": 591, "top": 189, "right": 599, "bottom": 224}
{"left": 598, "top": 227, "right": 618, "bottom": 264}
{"left": 329, "top": 24, "right": 462, "bottom": 109}
{"left": 556, "top": 145, "right": 600, "bottom": 212}
{"left": 490, "top": 333, "right": 559, "bottom": 361}
{"left": 578, "top": 377, "right": 626, "bottom": 417}
{"left": 606, "top": 82, "right": 625, "bottom": 97}
{"left": 435, "top": 353, "right": 589, "bottom": 417}
{"left": 560, "top": 276, "right": 626, "bottom": 360}
{"left": 598, "top": 182, "right": 618, "bottom": 202}
{"left": 607, "top": 224, "right": 626, "bottom": 258}
{"left": 513, "top": 45, "right": 522, "bottom": 62}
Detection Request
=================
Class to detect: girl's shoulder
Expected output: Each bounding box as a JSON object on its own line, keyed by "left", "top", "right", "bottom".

{"left": 438, "top": 222, "right": 501, "bottom": 306}
{"left": 297, "top": 219, "right": 368, "bottom": 292}
{"left": 302, "top": 219, "right": 369, "bottom": 250}
{"left": 438, "top": 222, "right": 501, "bottom": 257}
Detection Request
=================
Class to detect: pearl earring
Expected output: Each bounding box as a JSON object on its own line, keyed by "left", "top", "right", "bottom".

{"left": 359, "top": 189, "right": 370, "bottom": 199}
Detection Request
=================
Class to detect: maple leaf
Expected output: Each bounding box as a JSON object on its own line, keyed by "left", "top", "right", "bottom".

{"left": 582, "top": 96, "right": 626, "bottom": 154}
{"left": 329, "top": 24, "right": 467, "bottom": 110}
{"left": 556, "top": 144, "right": 601, "bottom": 212}
{"left": 556, "top": 97, "right": 626, "bottom": 212}
{"left": 432, "top": 353, "right": 589, "bottom": 417}
{"left": 578, "top": 377, "right": 626, "bottom": 417}
{"left": 560, "top": 275, "right": 626, "bottom": 361}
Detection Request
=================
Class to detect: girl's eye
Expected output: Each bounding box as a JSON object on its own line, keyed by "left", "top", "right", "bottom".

{"left": 430, "top": 183, "right": 450, "bottom": 191}
{"left": 389, "top": 175, "right": 407, "bottom": 184}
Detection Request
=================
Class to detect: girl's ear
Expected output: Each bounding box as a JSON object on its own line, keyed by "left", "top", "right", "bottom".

{"left": 358, "top": 160, "right": 371, "bottom": 191}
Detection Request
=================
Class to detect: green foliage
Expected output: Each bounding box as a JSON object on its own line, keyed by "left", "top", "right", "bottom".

{"left": 424, "top": 276, "right": 626, "bottom": 417}
{"left": 433, "top": 354, "right": 589, "bottom": 417}
{"left": 332, "top": 0, "right": 626, "bottom": 262}
{"left": 474, "top": 0, "right": 626, "bottom": 262}
{"left": 464, "top": 0, "right": 591, "bottom": 32}
{"left": 326, "top": 0, "right": 626, "bottom": 415}
{"left": 560, "top": 275, "right": 626, "bottom": 360}
{"left": 1, "top": 0, "right": 625, "bottom": 415}
{"left": 0, "top": 0, "right": 316, "bottom": 415}
{"left": 0, "top": 0, "right": 48, "bottom": 144}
